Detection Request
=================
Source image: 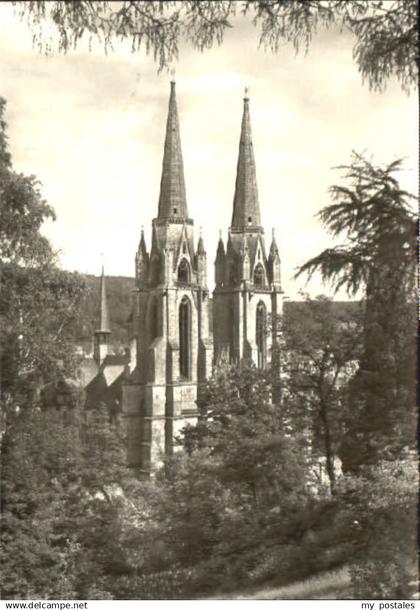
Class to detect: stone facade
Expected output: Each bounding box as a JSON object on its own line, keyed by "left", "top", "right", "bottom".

{"left": 213, "top": 94, "right": 283, "bottom": 368}
{"left": 122, "top": 83, "right": 283, "bottom": 473}
{"left": 123, "top": 82, "right": 212, "bottom": 473}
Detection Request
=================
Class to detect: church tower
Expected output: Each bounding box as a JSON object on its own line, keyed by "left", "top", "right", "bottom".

{"left": 123, "top": 82, "right": 212, "bottom": 472}
{"left": 213, "top": 91, "right": 283, "bottom": 367}
{"left": 93, "top": 265, "right": 111, "bottom": 365}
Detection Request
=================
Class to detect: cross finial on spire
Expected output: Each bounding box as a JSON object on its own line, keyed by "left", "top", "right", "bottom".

{"left": 170, "top": 68, "right": 176, "bottom": 83}
{"left": 244, "top": 85, "right": 249, "bottom": 99}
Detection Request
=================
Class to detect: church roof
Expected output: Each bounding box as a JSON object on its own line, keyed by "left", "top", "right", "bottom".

{"left": 157, "top": 81, "right": 189, "bottom": 221}
{"left": 231, "top": 93, "right": 261, "bottom": 231}
{"left": 97, "top": 265, "right": 110, "bottom": 333}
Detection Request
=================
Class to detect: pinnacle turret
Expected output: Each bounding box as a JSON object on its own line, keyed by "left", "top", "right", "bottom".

{"left": 196, "top": 236, "right": 206, "bottom": 256}
{"left": 269, "top": 228, "right": 279, "bottom": 258}
{"left": 157, "top": 81, "right": 189, "bottom": 221}
{"left": 231, "top": 93, "right": 261, "bottom": 231}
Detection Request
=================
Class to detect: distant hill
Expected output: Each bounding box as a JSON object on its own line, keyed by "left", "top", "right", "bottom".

{"left": 75, "top": 275, "right": 134, "bottom": 352}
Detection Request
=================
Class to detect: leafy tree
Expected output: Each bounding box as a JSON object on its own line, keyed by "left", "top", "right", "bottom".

{"left": 12, "top": 1, "right": 418, "bottom": 92}
{"left": 0, "top": 98, "right": 84, "bottom": 418}
{"left": 186, "top": 363, "right": 309, "bottom": 507}
{"left": 139, "top": 363, "right": 315, "bottom": 596}
{"left": 340, "top": 455, "right": 417, "bottom": 598}
{"left": 281, "top": 295, "right": 362, "bottom": 494}
{"left": 0, "top": 400, "right": 146, "bottom": 600}
{"left": 296, "top": 152, "right": 416, "bottom": 469}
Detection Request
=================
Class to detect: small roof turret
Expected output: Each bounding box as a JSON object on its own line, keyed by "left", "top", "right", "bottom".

{"left": 196, "top": 229, "right": 206, "bottom": 255}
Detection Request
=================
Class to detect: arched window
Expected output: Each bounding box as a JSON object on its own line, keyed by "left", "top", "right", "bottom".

{"left": 177, "top": 258, "right": 190, "bottom": 283}
{"left": 253, "top": 264, "right": 265, "bottom": 287}
{"left": 148, "top": 296, "right": 159, "bottom": 344}
{"left": 256, "top": 301, "right": 267, "bottom": 369}
{"left": 179, "top": 296, "right": 191, "bottom": 379}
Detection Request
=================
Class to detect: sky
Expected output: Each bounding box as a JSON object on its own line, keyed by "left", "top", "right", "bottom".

{"left": 1, "top": 3, "right": 418, "bottom": 299}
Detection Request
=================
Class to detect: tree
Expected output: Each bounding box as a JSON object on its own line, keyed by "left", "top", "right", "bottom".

{"left": 12, "top": 1, "right": 418, "bottom": 92}
{"left": 185, "top": 363, "right": 309, "bottom": 507}
{"left": 0, "top": 400, "right": 147, "bottom": 600}
{"left": 281, "top": 295, "right": 362, "bottom": 494}
{"left": 340, "top": 455, "right": 417, "bottom": 598}
{"left": 296, "top": 152, "right": 416, "bottom": 469}
{"left": 0, "top": 98, "right": 84, "bottom": 418}
{"left": 143, "top": 364, "right": 315, "bottom": 595}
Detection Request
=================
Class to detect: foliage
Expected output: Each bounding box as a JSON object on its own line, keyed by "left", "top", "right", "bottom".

{"left": 146, "top": 364, "right": 342, "bottom": 596}
{"left": 340, "top": 456, "right": 418, "bottom": 599}
{"left": 296, "top": 153, "right": 416, "bottom": 296}
{"left": 280, "top": 294, "right": 363, "bottom": 493}
{"left": 13, "top": 1, "right": 418, "bottom": 92}
{"left": 0, "top": 400, "right": 146, "bottom": 600}
{"left": 0, "top": 97, "right": 85, "bottom": 417}
{"left": 296, "top": 152, "right": 416, "bottom": 469}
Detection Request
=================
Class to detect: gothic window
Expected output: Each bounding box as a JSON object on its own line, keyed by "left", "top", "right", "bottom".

{"left": 253, "top": 263, "right": 265, "bottom": 287}
{"left": 177, "top": 258, "right": 190, "bottom": 283}
{"left": 256, "top": 301, "right": 267, "bottom": 369}
{"left": 173, "top": 207, "right": 178, "bottom": 215}
{"left": 179, "top": 296, "right": 191, "bottom": 379}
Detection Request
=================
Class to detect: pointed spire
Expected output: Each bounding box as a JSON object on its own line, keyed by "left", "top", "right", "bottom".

{"left": 157, "top": 81, "right": 188, "bottom": 220}
{"left": 197, "top": 227, "right": 206, "bottom": 255}
{"left": 231, "top": 92, "right": 261, "bottom": 230}
{"left": 216, "top": 232, "right": 225, "bottom": 258}
{"left": 98, "top": 265, "right": 111, "bottom": 332}
{"left": 138, "top": 226, "right": 147, "bottom": 256}
{"left": 269, "top": 228, "right": 279, "bottom": 257}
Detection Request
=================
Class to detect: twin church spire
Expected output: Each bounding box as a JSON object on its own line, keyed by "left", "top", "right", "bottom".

{"left": 132, "top": 81, "right": 281, "bottom": 294}
{"left": 157, "top": 81, "right": 189, "bottom": 221}
{"left": 123, "top": 81, "right": 283, "bottom": 471}
{"left": 231, "top": 92, "right": 261, "bottom": 231}
{"left": 157, "top": 81, "right": 263, "bottom": 232}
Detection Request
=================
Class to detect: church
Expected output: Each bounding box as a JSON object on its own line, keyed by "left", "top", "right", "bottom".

{"left": 94, "top": 81, "right": 284, "bottom": 474}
